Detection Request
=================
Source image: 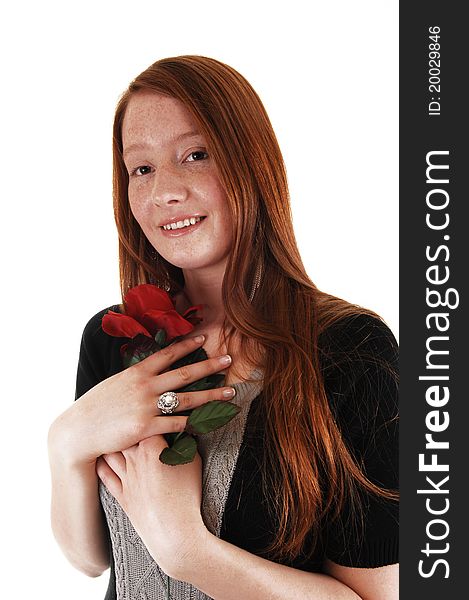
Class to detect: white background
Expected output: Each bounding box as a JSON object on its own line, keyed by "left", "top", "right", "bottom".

{"left": 0, "top": 1, "right": 397, "bottom": 597}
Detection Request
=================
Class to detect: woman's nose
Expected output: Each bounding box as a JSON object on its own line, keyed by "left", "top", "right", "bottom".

{"left": 151, "top": 165, "right": 188, "bottom": 206}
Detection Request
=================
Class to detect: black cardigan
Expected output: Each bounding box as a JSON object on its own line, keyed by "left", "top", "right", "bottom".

{"left": 75, "top": 309, "right": 399, "bottom": 597}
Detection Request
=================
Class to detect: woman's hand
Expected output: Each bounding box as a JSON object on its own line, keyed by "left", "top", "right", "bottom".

{"left": 49, "top": 335, "right": 234, "bottom": 466}
{"left": 96, "top": 434, "right": 207, "bottom": 577}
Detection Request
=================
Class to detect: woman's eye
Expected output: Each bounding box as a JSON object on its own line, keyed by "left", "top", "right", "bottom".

{"left": 130, "top": 165, "right": 152, "bottom": 177}
{"left": 186, "top": 150, "right": 208, "bottom": 162}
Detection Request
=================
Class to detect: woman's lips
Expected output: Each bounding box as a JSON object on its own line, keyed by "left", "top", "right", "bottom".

{"left": 160, "top": 216, "right": 207, "bottom": 237}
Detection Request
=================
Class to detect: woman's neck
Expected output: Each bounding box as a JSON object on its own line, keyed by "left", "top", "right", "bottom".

{"left": 172, "top": 281, "right": 265, "bottom": 385}
{"left": 174, "top": 269, "right": 226, "bottom": 329}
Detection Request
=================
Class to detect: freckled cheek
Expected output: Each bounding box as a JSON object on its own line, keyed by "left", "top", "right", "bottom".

{"left": 128, "top": 194, "right": 154, "bottom": 231}
{"left": 201, "top": 176, "right": 229, "bottom": 209}
{"left": 126, "top": 202, "right": 151, "bottom": 237}
{"left": 194, "top": 168, "right": 224, "bottom": 192}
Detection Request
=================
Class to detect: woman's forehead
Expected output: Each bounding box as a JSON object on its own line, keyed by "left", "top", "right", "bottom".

{"left": 122, "top": 92, "right": 202, "bottom": 150}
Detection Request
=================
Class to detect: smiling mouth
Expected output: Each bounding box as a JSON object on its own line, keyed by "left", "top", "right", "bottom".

{"left": 160, "top": 216, "right": 207, "bottom": 231}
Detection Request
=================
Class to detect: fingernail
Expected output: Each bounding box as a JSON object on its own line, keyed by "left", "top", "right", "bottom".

{"left": 222, "top": 387, "right": 236, "bottom": 398}
{"left": 219, "top": 354, "right": 232, "bottom": 365}
{"left": 193, "top": 335, "right": 205, "bottom": 343}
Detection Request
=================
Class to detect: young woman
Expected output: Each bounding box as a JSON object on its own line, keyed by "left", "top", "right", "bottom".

{"left": 48, "top": 55, "right": 398, "bottom": 599}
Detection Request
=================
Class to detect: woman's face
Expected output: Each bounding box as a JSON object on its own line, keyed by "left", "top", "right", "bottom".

{"left": 122, "top": 91, "right": 233, "bottom": 272}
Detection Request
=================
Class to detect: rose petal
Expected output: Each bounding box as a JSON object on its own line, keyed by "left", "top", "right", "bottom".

{"left": 139, "top": 309, "right": 167, "bottom": 337}
{"left": 102, "top": 311, "right": 151, "bottom": 338}
{"left": 124, "top": 284, "right": 175, "bottom": 320}
{"left": 142, "top": 309, "right": 194, "bottom": 340}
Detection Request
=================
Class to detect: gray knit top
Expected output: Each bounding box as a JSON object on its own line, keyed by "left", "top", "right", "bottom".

{"left": 98, "top": 369, "right": 264, "bottom": 600}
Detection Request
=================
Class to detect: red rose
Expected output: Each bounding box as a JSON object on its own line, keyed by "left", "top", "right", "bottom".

{"left": 100, "top": 283, "right": 238, "bottom": 469}
{"left": 102, "top": 284, "right": 203, "bottom": 342}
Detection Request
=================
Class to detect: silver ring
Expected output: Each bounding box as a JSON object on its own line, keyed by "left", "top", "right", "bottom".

{"left": 157, "top": 391, "right": 180, "bottom": 414}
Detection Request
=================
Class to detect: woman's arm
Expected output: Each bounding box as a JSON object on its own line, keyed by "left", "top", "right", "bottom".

{"left": 48, "top": 421, "right": 110, "bottom": 577}
{"left": 182, "top": 530, "right": 360, "bottom": 599}
{"left": 48, "top": 330, "right": 235, "bottom": 576}
{"left": 323, "top": 560, "right": 398, "bottom": 600}
{"left": 176, "top": 529, "right": 397, "bottom": 600}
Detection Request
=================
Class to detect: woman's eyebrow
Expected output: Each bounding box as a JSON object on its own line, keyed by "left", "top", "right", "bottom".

{"left": 123, "top": 130, "right": 202, "bottom": 159}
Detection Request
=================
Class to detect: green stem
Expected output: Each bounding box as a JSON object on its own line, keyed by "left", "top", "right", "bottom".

{"left": 166, "top": 574, "right": 170, "bottom": 600}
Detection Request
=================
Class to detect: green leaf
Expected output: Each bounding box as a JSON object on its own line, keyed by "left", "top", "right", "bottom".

{"left": 159, "top": 433, "right": 197, "bottom": 465}
{"left": 163, "top": 432, "right": 180, "bottom": 446}
{"left": 123, "top": 354, "right": 139, "bottom": 369}
{"left": 154, "top": 329, "right": 167, "bottom": 346}
{"left": 186, "top": 401, "right": 240, "bottom": 435}
{"left": 122, "top": 349, "right": 155, "bottom": 369}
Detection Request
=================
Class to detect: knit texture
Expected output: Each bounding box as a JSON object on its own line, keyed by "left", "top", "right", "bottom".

{"left": 99, "top": 370, "right": 264, "bottom": 600}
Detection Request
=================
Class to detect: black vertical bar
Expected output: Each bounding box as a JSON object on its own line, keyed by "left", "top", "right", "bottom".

{"left": 400, "top": 2, "right": 467, "bottom": 598}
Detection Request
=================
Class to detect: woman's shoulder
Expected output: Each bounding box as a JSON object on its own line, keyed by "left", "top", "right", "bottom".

{"left": 317, "top": 312, "right": 399, "bottom": 430}
{"left": 81, "top": 304, "right": 122, "bottom": 339}
{"left": 80, "top": 303, "right": 127, "bottom": 361}
{"left": 318, "top": 312, "right": 398, "bottom": 378}
{"left": 75, "top": 304, "right": 125, "bottom": 399}
{"left": 319, "top": 311, "right": 397, "bottom": 351}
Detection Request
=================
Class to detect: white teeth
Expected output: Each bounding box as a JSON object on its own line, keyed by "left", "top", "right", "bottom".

{"left": 162, "top": 216, "right": 203, "bottom": 230}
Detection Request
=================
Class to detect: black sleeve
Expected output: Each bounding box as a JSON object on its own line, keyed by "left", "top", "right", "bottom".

{"left": 74, "top": 305, "right": 124, "bottom": 600}
{"left": 320, "top": 313, "right": 399, "bottom": 568}
{"left": 74, "top": 305, "right": 126, "bottom": 401}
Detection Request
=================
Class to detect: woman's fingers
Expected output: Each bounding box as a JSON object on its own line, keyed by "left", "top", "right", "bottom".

{"left": 102, "top": 451, "right": 127, "bottom": 477}
{"left": 122, "top": 434, "right": 167, "bottom": 461}
{"left": 134, "top": 382, "right": 236, "bottom": 439}
{"left": 138, "top": 335, "right": 206, "bottom": 375}
{"left": 82, "top": 336, "right": 235, "bottom": 453}
{"left": 147, "top": 415, "right": 189, "bottom": 436}
{"left": 137, "top": 335, "right": 235, "bottom": 414}
{"left": 96, "top": 456, "right": 123, "bottom": 496}
{"left": 153, "top": 382, "right": 236, "bottom": 415}
{"left": 155, "top": 354, "right": 232, "bottom": 394}
{"left": 137, "top": 335, "right": 232, "bottom": 389}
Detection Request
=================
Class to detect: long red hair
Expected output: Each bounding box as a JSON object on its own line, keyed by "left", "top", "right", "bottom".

{"left": 111, "top": 55, "right": 397, "bottom": 561}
